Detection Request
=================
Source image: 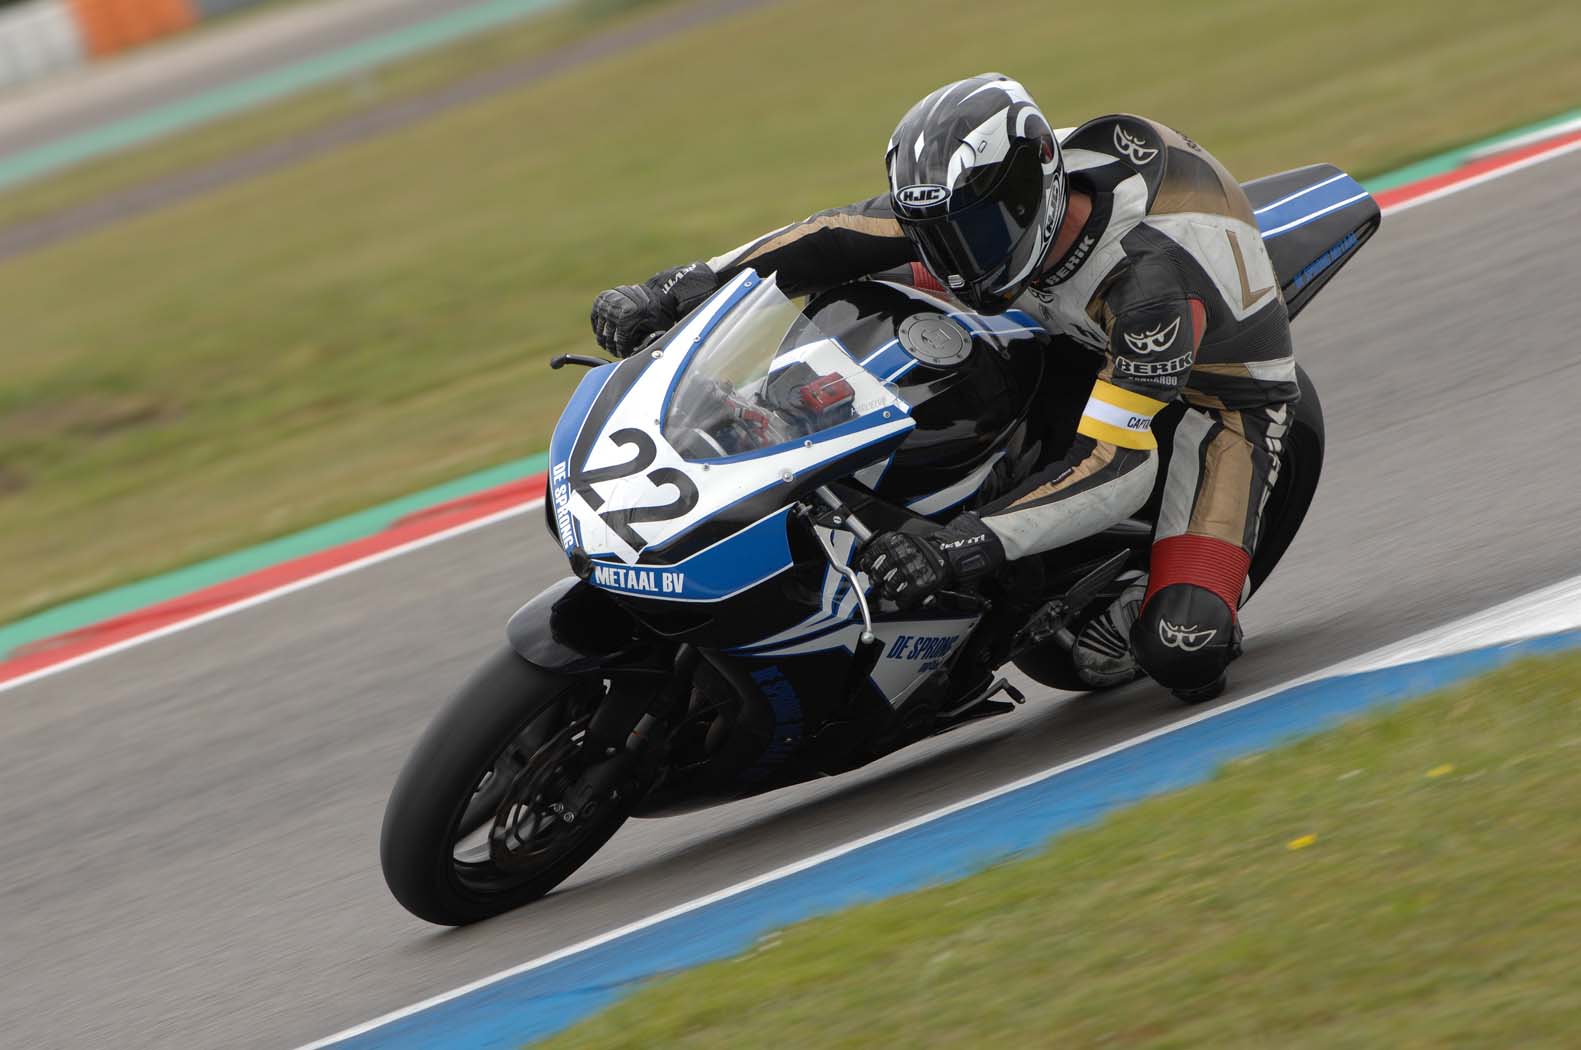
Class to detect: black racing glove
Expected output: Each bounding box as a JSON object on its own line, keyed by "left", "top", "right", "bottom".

{"left": 590, "top": 261, "right": 720, "bottom": 357}
{"left": 857, "top": 512, "right": 1007, "bottom": 607}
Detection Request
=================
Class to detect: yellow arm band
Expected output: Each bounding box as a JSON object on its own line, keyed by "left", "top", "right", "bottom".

{"left": 1076, "top": 380, "right": 1168, "bottom": 450}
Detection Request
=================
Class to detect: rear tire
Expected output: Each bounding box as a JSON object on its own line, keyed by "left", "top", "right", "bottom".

{"left": 1246, "top": 364, "right": 1325, "bottom": 600}
{"left": 379, "top": 647, "right": 634, "bottom": 925}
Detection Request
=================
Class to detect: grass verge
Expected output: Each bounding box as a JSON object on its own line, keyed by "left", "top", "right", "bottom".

{"left": 0, "top": 0, "right": 674, "bottom": 229}
{"left": 5, "top": 0, "right": 1581, "bottom": 623}
{"left": 541, "top": 651, "right": 1581, "bottom": 1049}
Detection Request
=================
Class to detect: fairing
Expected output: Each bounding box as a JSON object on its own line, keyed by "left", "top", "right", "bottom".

{"left": 547, "top": 271, "right": 915, "bottom": 609}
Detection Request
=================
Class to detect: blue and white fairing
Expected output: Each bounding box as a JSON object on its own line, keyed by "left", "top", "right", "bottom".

{"left": 547, "top": 271, "right": 915, "bottom": 604}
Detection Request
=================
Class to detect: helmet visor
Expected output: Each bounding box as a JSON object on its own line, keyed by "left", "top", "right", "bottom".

{"left": 898, "top": 141, "right": 1051, "bottom": 312}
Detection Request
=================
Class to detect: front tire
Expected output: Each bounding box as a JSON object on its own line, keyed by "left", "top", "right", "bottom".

{"left": 379, "top": 647, "right": 633, "bottom": 925}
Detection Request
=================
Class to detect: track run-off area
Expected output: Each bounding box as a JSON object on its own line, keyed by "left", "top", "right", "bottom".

{"left": 3, "top": 135, "right": 1581, "bottom": 1049}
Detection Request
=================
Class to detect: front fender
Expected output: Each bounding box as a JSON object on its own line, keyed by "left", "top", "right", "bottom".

{"left": 506, "top": 577, "right": 662, "bottom": 675}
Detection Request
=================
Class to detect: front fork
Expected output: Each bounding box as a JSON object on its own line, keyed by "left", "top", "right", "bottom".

{"left": 802, "top": 487, "right": 992, "bottom": 741}
{"left": 807, "top": 486, "right": 888, "bottom": 708}
{"left": 560, "top": 645, "right": 700, "bottom": 822}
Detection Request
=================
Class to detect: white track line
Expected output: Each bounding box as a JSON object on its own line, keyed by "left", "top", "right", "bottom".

{"left": 293, "top": 571, "right": 1581, "bottom": 1050}
{"left": 1384, "top": 134, "right": 1581, "bottom": 215}
{"left": 7, "top": 126, "right": 1581, "bottom": 699}
{"left": 1464, "top": 114, "right": 1581, "bottom": 160}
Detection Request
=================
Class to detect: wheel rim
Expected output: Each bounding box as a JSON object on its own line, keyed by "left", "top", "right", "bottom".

{"left": 445, "top": 685, "right": 623, "bottom": 897}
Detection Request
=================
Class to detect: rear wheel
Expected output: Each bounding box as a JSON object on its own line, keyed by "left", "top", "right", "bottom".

{"left": 1246, "top": 364, "right": 1325, "bottom": 600}
{"left": 379, "top": 647, "right": 641, "bottom": 925}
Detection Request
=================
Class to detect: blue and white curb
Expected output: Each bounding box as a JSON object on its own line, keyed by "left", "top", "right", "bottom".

{"left": 299, "top": 575, "right": 1581, "bottom": 1049}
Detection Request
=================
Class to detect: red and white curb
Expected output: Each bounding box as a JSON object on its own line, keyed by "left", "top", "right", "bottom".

{"left": 0, "top": 478, "right": 545, "bottom": 693}
{"left": 1374, "top": 125, "right": 1581, "bottom": 215}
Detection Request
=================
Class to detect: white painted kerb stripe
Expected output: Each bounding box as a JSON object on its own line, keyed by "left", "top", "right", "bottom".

{"left": 1384, "top": 135, "right": 1581, "bottom": 216}
{"left": 1465, "top": 114, "right": 1581, "bottom": 160}
{"left": 292, "top": 571, "right": 1581, "bottom": 1050}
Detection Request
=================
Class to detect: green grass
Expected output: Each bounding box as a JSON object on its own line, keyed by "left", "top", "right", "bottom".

{"left": 541, "top": 651, "right": 1581, "bottom": 1049}
{"left": 5, "top": 0, "right": 1581, "bottom": 623}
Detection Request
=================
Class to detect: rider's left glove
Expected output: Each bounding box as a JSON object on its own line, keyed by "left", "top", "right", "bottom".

{"left": 590, "top": 262, "right": 720, "bottom": 358}
{"left": 857, "top": 512, "right": 1006, "bottom": 607}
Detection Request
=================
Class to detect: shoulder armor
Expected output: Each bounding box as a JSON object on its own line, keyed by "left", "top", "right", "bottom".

{"left": 1065, "top": 114, "right": 1234, "bottom": 219}
{"left": 1065, "top": 115, "right": 1168, "bottom": 179}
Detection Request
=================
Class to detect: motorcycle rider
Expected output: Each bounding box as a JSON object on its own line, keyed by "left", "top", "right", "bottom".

{"left": 589, "top": 73, "right": 1297, "bottom": 703}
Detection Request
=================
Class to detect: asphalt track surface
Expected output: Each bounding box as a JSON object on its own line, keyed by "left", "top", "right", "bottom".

{"left": 3, "top": 150, "right": 1580, "bottom": 1049}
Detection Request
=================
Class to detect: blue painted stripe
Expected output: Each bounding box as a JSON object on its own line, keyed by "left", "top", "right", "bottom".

{"left": 1261, "top": 191, "right": 1371, "bottom": 239}
{"left": 858, "top": 338, "right": 900, "bottom": 366}
{"left": 859, "top": 338, "right": 913, "bottom": 381}
{"left": 856, "top": 310, "right": 1041, "bottom": 388}
{"left": 327, "top": 627, "right": 1581, "bottom": 1049}
{"left": 546, "top": 365, "right": 615, "bottom": 478}
{"left": 1255, "top": 172, "right": 1370, "bottom": 239}
{"left": 883, "top": 358, "right": 921, "bottom": 383}
{"left": 1252, "top": 171, "right": 1348, "bottom": 215}
{"left": 952, "top": 310, "right": 1042, "bottom": 338}
{"left": 1254, "top": 173, "right": 1361, "bottom": 229}
{"left": 585, "top": 507, "right": 793, "bottom": 602}
{"left": 546, "top": 363, "right": 617, "bottom": 552}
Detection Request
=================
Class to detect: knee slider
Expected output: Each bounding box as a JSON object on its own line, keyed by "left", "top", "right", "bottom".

{"left": 1131, "top": 583, "right": 1236, "bottom": 691}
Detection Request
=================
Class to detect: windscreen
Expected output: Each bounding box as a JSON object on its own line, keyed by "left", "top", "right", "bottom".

{"left": 661, "top": 277, "right": 902, "bottom": 461}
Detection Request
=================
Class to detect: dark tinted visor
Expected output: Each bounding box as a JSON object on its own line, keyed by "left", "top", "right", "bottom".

{"left": 950, "top": 138, "right": 1047, "bottom": 216}
{"left": 897, "top": 140, "right": 1047, "bottom": 288}
{"left": 904, "top": 202, "right": 1017, "bottom": 291}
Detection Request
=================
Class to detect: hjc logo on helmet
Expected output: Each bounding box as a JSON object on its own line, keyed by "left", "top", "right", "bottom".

{"left": 896, "top": 184, "right": 951, "bottom": 208}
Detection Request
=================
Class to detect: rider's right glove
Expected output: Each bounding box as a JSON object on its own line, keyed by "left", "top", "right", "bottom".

{"left": 857, "top": 512, "right": 1006, "bottom": 608}
{"left": 590, "top": 261, "right": 720, "bottom": 357}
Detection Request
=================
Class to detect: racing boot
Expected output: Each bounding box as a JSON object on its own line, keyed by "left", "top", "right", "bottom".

{"left": 1170, "top": 621, "right": 1244, "bottom": 704}
{"left": 1070, "top": 576, "right": 1147, "bottom": 689}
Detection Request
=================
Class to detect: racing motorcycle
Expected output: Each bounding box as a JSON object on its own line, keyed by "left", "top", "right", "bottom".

{"left": 381, "top": 164, "right": 1379, "bottom": 925}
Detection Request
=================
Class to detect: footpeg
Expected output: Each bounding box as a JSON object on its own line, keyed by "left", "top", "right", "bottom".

{"left": 995, "top": 680, "right": 1026, "bottom": 705}
{"left": 1013, "top": 550, "right": 1133, "bottom": 654}
{"left": 939, "top": 676, "right": 1024, "bottom": 720}
{"left": 941, "top": 699, "right": 1017, "bottom": 728}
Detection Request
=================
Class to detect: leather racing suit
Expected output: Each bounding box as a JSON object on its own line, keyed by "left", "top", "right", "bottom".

{"left": 668, "top": 115, "right": 1296, "bottom": 692}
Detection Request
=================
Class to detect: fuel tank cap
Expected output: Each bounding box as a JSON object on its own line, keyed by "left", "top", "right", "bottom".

{"left": 897, "top": 313, "right": 972, "bottom": 368}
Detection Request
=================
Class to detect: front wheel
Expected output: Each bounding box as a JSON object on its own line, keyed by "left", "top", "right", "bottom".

{"left": 379, "top": 647, "right": 637, "bottom": 925}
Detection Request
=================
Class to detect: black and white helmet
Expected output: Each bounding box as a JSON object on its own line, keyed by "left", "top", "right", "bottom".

{"left": 886, "top": 73, "right": 1066, "bottom": 314}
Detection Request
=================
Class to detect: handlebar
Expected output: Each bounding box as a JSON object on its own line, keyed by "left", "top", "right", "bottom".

{"left": 550, "top": 354, "right": 611, "bottom": 370}
{"left": 812, "top": 485, "right": 874, "bottom": 543}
